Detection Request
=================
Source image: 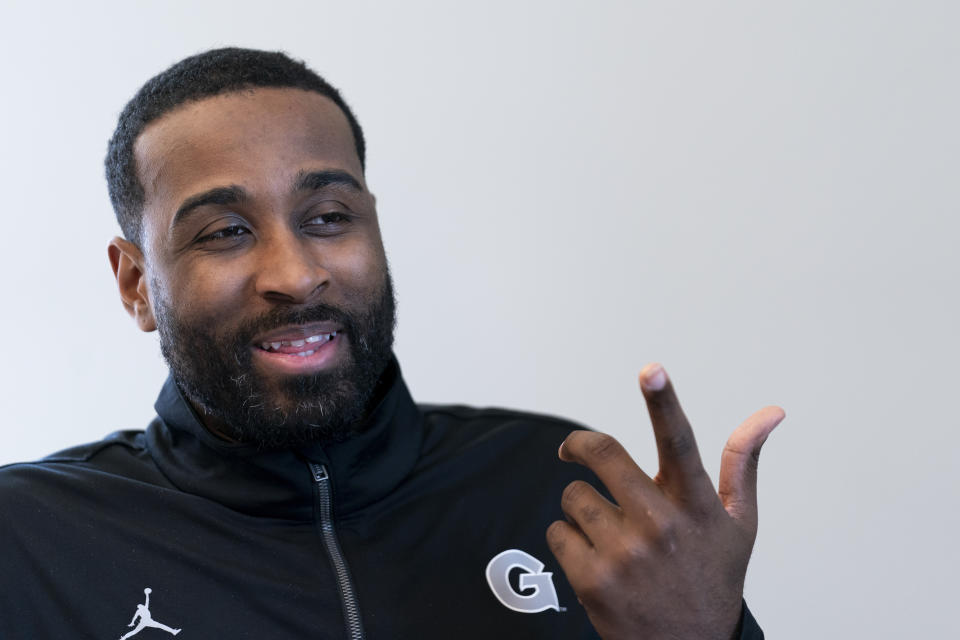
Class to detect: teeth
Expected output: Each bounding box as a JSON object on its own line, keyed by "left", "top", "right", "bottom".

{"left": 295, "top": 350, "right": 315, "bottom": 357}
{"left": 260, "top": 333, "right": 337, "bottom": 351}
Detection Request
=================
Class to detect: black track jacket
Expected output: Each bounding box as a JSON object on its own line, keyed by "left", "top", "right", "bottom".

{"left": 0, "top": 361, "right": 764, "bottom": 638}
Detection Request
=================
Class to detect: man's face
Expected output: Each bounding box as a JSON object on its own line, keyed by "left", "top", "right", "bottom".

{"left": 130, "top": 88, "right": 395, "bottom": 447}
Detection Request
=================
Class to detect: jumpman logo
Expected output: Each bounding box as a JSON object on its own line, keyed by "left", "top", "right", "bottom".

{"left": 118, "top": 588, "right": 181, "bottom": 639}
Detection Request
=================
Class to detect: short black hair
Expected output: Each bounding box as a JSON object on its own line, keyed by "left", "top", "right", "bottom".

{"left": 105, "top": 47, "right": 365, "bottom": 246}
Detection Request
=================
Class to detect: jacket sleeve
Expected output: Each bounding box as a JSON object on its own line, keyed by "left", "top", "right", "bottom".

{"left": 738, "top": 600, "right": 764, "bottom": 639}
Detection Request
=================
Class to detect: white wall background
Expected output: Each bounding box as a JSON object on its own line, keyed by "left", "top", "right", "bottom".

{"left": 1, "top": 1, "right": 957, "bottom": 636}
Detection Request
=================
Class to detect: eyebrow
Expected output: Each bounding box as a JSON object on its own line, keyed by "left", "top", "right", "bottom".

{"left": 172, "top": 185, "right": 248, "bottom": 230}
{"left": 294, "top": 169, "right": 363, "bottom": 193}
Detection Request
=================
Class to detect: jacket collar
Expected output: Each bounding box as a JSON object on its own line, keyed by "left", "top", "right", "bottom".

{"left": 145, "top": 358, "right": 423, "bottom": 521}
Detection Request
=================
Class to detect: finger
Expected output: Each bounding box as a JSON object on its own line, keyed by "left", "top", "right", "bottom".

{"left": 559, "top": 480, "right": 623, "bottom": 548}
{"left": 639, "top": 363, "right": 711, "bottom": 492}
{"left": 559, "top": 430, "right": 669, "bottom": 516}
{"left": 718, "top": 405, "right": 785, "bottom": 535}
{"left": 546, "top": 519, "right": 595, "bottom": 585}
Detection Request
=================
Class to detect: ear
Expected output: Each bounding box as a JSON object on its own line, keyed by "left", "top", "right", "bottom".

{"left": 108, "top": 237, "right": 157, "bottom": 332}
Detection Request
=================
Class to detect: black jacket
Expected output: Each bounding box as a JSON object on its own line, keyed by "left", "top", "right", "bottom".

{"left": 0, "top": 362, "right": 763, "bottom": 638}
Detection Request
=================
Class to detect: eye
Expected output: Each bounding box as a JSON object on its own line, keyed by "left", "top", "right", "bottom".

{"left": 195, "top": 224, "right": 251, "bottom": 244}
{"left": 303, "top": 211, "right": 353, "bottom": 235}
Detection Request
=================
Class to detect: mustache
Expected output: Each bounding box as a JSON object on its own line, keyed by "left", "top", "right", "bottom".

{"left": 233, "top": 302, "right": 359, "bottom": 345}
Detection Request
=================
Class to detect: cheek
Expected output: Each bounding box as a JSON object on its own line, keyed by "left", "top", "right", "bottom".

{"left": 164, "top": 262, "right": 251, "bottom": 322}
{"left": 327, "top": 236, "right": 388, "bottom": 293}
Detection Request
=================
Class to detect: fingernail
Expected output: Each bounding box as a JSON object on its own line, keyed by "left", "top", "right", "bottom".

{"left": 557, "top": 440, "right": 566, "bottom": 459}
{"left": 640, "top": 363, "right": 667, "bottom": 391}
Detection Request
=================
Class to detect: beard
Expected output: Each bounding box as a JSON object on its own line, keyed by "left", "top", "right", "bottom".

{"left": 153, "top": 271, "right": 396, "bottom": 449}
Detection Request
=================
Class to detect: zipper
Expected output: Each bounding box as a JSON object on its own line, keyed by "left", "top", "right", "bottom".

{"left": 309, "top": 462, "right": 365, "bottom": 640}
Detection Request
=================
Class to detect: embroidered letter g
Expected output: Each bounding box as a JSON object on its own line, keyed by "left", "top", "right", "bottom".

{"left": 485, "top": 549, "right": 560, "bottom": 613}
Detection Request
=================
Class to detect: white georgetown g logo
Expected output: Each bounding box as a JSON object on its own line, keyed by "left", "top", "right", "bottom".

{"left": 485, "top": 549, "right": 560, "bottom": 613}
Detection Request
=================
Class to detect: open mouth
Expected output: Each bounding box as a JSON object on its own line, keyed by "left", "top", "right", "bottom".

{"left": 251, "top": 324, "right": 345, "bottom": 374}
{"left": 256, "top": 331, "right": 339, "bottom": 358}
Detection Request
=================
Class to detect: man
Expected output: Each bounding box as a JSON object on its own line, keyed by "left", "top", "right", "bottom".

{"left": 0, "top": 48, "right": 783, "bottom": 639}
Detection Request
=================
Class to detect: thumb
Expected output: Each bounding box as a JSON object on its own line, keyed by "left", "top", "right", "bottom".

{"left": 718, "top": 405, "right": 785, "bottom": 536}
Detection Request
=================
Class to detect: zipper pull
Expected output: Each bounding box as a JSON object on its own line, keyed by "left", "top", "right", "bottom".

{"left": 309, "top": 462, "right": 328, "bottom": 482}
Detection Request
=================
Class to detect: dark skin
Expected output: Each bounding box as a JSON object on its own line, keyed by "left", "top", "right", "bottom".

{"left": 108, "top": 89, "right": 386, "bottom": 432}
{"left": 107, "top": 88, "right": 784, "bottom": 637}
{"left": 550, "top": 363, "right": 784, "bottom": 639}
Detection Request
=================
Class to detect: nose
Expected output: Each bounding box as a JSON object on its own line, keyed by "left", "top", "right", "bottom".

{"left": 253, "top": 230, "right": 330, "bottom": 304}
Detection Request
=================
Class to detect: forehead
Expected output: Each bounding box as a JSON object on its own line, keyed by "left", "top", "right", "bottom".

{"left": 133, "top": 88, "right": 364, "bottom": 229}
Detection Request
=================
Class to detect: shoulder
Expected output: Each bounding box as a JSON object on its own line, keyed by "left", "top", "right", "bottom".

{"left": 415, "top": 402, "right": 597, "bottom": 484}
{"left": 0, "top": 430, "right": 155, "bottom": 497}
{"left": 419, "top": 402, "right": 592, "bottom": 455}
{"left": 0, "top": 429, "right": 173, "bottom": 552}
{"left": 420, "top": 402, "right": 591, "bottom": 438}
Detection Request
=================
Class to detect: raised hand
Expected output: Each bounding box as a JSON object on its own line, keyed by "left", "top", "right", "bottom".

{"left": 547, "top": 363, "right": 784, "bottom": 640}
